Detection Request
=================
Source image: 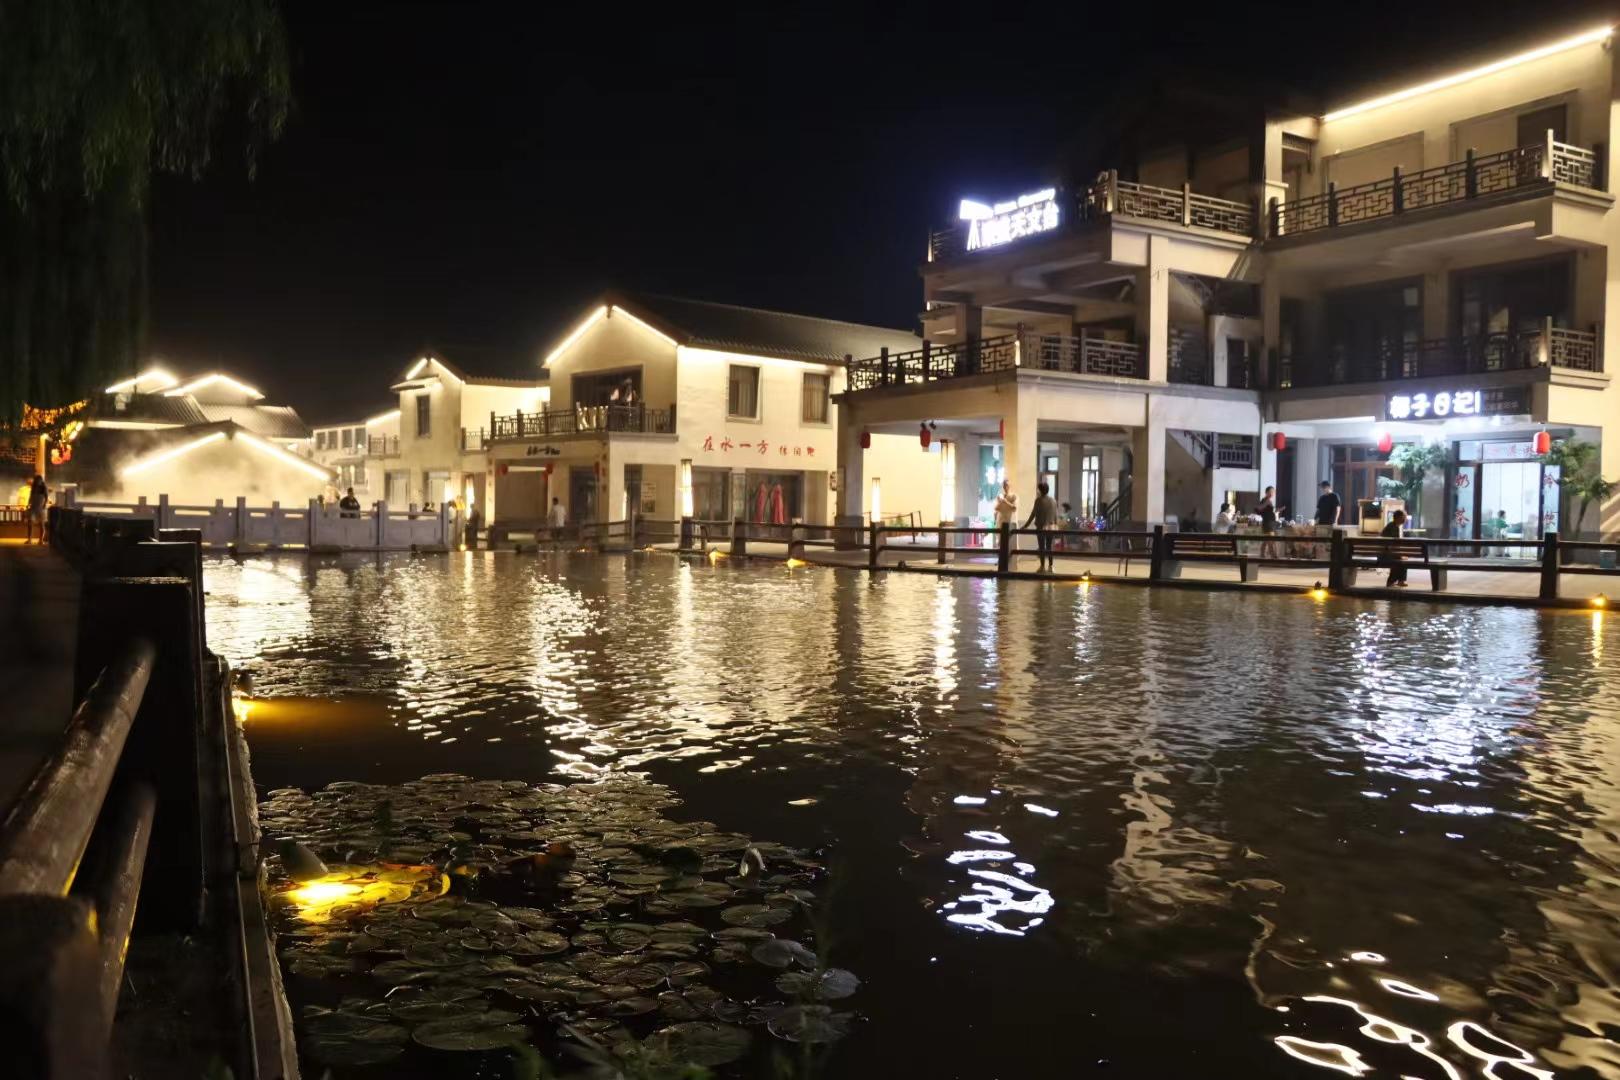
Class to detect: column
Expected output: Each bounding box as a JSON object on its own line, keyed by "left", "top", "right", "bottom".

{"left": 835, "top": 401, "right": 866, "bottom": 526}
{"left": 605, "top": 455, "right": 627, "bottom": 526}
{"left": 1130, "top": 398, "right": 1166, "bottom": 524}
{"left": 1138, "top": 235, "right": 1171, "bottom": 382}
{"left": 1002, "top": 387, "right": 1038, "bottom": 548}
{"left": 1260, "top": 280, "right": 1281, "bottom": 388}
{"left": 954, "top": 432, "right": 980, "bottom": 525}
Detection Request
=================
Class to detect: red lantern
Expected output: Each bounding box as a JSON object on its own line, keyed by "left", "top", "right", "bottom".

{"left": 919, "top": 422, "right": 931, "bottom": 449}
{"left": 1533, "top": 430, "right": 1551, "bottom": 455}
{"left": 998, "top": 418, "right": 1005, "bottom": 440}
{"left": 497, "top": 463, "right": 509, "bottom": 476}
{"left": 1377, "top": 431, "right": 1394, "bottom": 455}
{"left": 1270, "top": 432, "right": 1287, "bottom": 451}
{"left": 859, "top": 429, "right": 871, "bottom": 450}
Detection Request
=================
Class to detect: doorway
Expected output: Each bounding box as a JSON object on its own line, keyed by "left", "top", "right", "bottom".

{"left": 1330, "top": 445, "right": 1396, "bottom": 526}
{"left": 569, "top": 467, "right": 599, "bottom": 525}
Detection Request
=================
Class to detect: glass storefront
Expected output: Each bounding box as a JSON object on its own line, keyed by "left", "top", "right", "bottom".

{"left": 1451, "top": 439, "right": 1559, "bottom": 552}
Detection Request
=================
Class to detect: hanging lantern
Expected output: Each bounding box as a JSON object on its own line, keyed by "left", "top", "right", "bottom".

{"left": 543, "top": 463, "right": 554, "bottom": 477}
{"left": 919, "top": 422, "right": 932, "bottom": 449}
{"left": 497, "top": 463, "right": 509, "bottom": 477}
{"left": 859, "top": 429, "right": 871, "bottom": 450}
{"left": 1377, "top": 431, "right": 1394, "bottom": 455}
{"left": 998, "top": 418, "right": 1005, "bottom": 439}
{"left": 1270, "top": 432, "right": 1287, "bottom": 451}
{"left": 1533, "top": 430, "right": 1551, "bottom": 455}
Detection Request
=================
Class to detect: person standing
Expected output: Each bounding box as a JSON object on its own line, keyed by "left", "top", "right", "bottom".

{"left": 1023, "top": 481, "right": 1059, "bottom": 572}
{"left": 1256, "top": 485, "right": 1279, "bottom": 558}
{"left": 1215, "top": 503, "right": 1235, "bottom": 533}
{"left": 1315, "top": 480, "right": 1341, "bottom": 527}
{"left": 338, "top": 487, "right": 361, "bottom": 518}
{"left": 547, "top": 496, "right": 567, "bottom": 543}
{"left": 993, "top": 480, "right": 1018, "bottom": 528}
{"left": 1382, "top": 509, "right": 1409, "bottom": 587}
{"left": 25, "top": 474, "right": 47, "bottom": 545}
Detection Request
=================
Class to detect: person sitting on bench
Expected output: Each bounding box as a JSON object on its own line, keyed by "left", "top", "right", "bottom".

{"left": 1382, "top": 509, "right": 1409, "bottom": 587}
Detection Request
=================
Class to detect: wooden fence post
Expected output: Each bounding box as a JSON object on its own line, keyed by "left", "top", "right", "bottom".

{"left": 731, "top": 518, "right": 747, "bottom": 557}
{"left": 269, "top": 501, "right": 281, "bottom": 549}
{"left": 234, "top": 496, "right": 247, "bottom": 545}
{"left": 937, "top": 522, "right": 949, "bottom": 564}
{"left": 996, "top": 522, "right": 1011, "bottom": 574}
{"left": 308, "top": 497, "right": 320, "bottom": 548}
{"left": 868, "top": 523, "right": 882, "bottom": 572}
{"left": 1539, "top": 530, "right": 1561, "bottom": 601}
{"left": 157, "top": 493, "right": 170, "bottom": 530}
{"left": 1464, "top": 147, "right": 1477, "bottom": 198}
{"left": 679, "top": 516, "right": 694, "bottom": 549}
{"left": 1329, "top": 528, "right": 1348, "bottom": 592}
{"left": 376, "top": 501, "right": 388, "bottom": 549}
{"left": 1148, "top": 524, "right": 1167, "bottom": 581}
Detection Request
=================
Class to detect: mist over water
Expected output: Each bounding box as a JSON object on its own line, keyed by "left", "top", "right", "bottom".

{"left": 209, "top": 551, "right": 1620, "bottom": 1078}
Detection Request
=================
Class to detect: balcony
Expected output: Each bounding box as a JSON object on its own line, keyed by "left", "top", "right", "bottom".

{"left": 367, "top": 435, "right": 400, "bottom": 457}
{"left": 489, "top": 403, "right": 675, "bottom": 442}
{"left": 845, "top": 332, "right": 1145, "bottom": 392}
{"left": 1278, "top": 325, "right": 1600, "bottom": 389}
{"left": 1269, "top": 139, "right": 1601, "bottom": 240}
{"left": 927, "top": 172, "right": 1254, "bottom": 262}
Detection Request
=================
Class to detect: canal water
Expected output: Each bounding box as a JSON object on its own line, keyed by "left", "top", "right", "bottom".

{"left": 208, "top": 552, "right": 1620, "bottom": 1078}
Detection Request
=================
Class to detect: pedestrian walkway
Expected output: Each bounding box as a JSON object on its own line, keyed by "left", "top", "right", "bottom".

{"left": 0, "top": 543, "right": 81, "bottom": 817}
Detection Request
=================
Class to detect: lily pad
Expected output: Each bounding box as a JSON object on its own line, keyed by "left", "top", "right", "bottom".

{"left": 751, "top": 938, "right": 816, "bottom": 969}
{"left": 411, "top": 1019, "right": 529, "bottom": 1051}
{"left": 721, "top": 904, "right": 792, "bottom": 928}
{"left": 647, "top": 1021, "right": 753, "bottom": 1066}
{"left": 768, "top": 1004, "right": 852, "bottom": 1044}
{"left": 776, "top": 967, "right": 860, "bottom": 1001}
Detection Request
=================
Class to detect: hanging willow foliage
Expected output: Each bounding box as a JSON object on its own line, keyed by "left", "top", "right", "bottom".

{"left": 0, "top": 0, "right": 291, "bottom": 425}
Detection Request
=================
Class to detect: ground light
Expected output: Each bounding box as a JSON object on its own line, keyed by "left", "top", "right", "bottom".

{"left": 1594, "top": 594, "right": 1609, "bottom": 609}
{"left": 1311, "top": 580, "right": 1328, "bottom": 600}
{"left": 785, "top": 558, "right": 807, "bottom": 568}
{"left": 707, "top": 550, "right": 727, "bottom": 564}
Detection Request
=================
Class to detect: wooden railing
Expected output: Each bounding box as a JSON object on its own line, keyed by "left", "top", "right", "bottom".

{"left": 927, "top": 171, "right": 1254, "bottom": 259}
{"left": 1215, "top": 435, "right": 1256, "bottom": 469}
{"left": 489, "top": 403, "right": 675, "bottom": 441}
{"left": 1287, "top": 324, "right": 1601, "bottom": 386}
{"left": 846, "top": 330, "right": 1144, "bottom": 391}
{"left": 1028, "top": 335, "right": 1146, "bottom": 378}
{"left": 460, "top": 426, "right": 488, "bottom": 451}
{"left": 367, "top": 435, "right": 399, "bottom": 456}
{"left": 1270, "top": 136, "right": 1600, "bottom": 238}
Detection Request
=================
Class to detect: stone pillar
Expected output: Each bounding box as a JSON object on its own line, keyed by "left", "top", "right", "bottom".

{"left": 1260, "top": 281, "right": 1281, "bottom": 388}
{"left": 1002, "top": 387, "right": 1038, "bottom": 551}
{"left": 835, "top": 403, "right": 865, "bottom": 525}
{"left": 1138, "top": 235, "right": 1171, "bottom": 382}
{"left": 1130, "top": 398, "right": 1166, "bottom": 524}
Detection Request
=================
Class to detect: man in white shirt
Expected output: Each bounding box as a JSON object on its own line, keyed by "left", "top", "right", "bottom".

{"left": 993, "top": 480, "right": 1018, "bottom": 528}
{"left": 547, "top": 497, "right": 567, "bottom": 542}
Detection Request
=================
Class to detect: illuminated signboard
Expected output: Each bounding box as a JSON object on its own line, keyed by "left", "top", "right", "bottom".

{"left": 961, "top": 188, "right": 1061, "bottom": 251}
{"left": 1387, "top": 388, "right": 1483, "bottom": 420}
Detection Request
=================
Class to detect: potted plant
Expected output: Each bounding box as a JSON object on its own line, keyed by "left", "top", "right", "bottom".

{"left": 1377, "top": 442, "right": 1451, "bottom": 529}
{"left": 1540, "top": 438, "right": 1616, "bottom": 556}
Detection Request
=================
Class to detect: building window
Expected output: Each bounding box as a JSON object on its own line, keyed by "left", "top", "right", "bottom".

{"left": 801, "top": 372, "right": 830, "bottom": 424}
{"left": 416, "top": 394, "right": 431, "bottom": 437}
{"left": 341, "top": 428, "right": 353, "bottom": 449}
{"left": 728, "top": 365, "right": 760, "bottom": 419}
{"left": 316, "top": 431, "right": 328, "bottom": 450}
{"left": 1080, "top": 453, "right": 1100, "bottom": 517}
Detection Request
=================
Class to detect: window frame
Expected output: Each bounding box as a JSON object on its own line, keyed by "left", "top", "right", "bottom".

{"left": 800, "top": 370, "right": 831, "bottom": 425}
{"left": 727, "top": 364, "right": 762, "bottom": 422}
{"left": 415, "top": 394, "right": 431, "bottom": 438}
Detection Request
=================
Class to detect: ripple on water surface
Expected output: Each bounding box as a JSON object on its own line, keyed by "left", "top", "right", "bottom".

{"left": 209, "top": 552, "right": 1620, "bottom": 1078}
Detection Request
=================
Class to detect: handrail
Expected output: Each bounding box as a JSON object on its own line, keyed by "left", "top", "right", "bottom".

{"left": 0, "top": 638, "right": 155, "bottom": 896}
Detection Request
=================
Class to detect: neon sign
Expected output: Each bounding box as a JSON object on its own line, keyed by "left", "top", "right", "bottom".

{"left": 1387, "top": 388, "right": 1483, "bottom": 420}
{"left": 961, "top": 188, "right": 1060, "bottom": 251}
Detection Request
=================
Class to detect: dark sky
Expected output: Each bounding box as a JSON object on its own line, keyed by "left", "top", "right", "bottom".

{"left": 147, "top": 1, "right": 1612, "bottom": 423}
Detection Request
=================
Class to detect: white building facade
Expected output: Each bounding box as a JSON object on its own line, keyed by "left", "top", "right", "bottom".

{"left": 837, "top": 25, "right": 1620, "bottom": 544}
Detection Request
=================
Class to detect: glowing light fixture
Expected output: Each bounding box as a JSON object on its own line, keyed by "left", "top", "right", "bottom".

{"left": 1324, "top": 26, "right": 1613, "bottom": 122}
{"left": 121, "top": 431, "right": 227, "bottom": 477}
{"left": 164, "top": 373, "right": 265, "bottom": 400}
{"left": 939, "top": 439, "right": 957, "bottom": 521}
{"left": 238, "top": 431, "right": 336, "bottom": 481}
{"left": 610, "top": 305, "right": 677, "bottom": 345}
{"left": 365, "top": 409, "right": 400, "bottom": 426}
{"left": 105, "top": 367, "right": 179, "bottom": 394}
{"left": 870, "top": 476, "right": 882, "bottom": 521}
{"left": 544, "top": 306, "right": 608, "bottom": 366}
{"left": 679, "top": 460, "right": 694, "bottom": 517}
{"left": 404, "top": 357, "right": 431, "bottom": 380}
{"left": 286, "top": 880, "right": 362, "bottom": 907}
{"left": 1594, "top": 594, "right": 1609, "bottom": 609}
{"left": 785, "top": 557, "right": 807, "bottom": 568}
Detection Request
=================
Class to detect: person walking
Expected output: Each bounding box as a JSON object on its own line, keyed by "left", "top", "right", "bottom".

{"left": 1382, "top": 509, "right": 1409, "bottom": 587}
{"left": 1023, "top": 482, "right": 1059, "bottom": 572}
{"left": 25, "top": 474, "right": 47, "bottom": 545}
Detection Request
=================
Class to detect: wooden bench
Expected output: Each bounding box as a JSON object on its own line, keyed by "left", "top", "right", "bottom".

{"left": 1162, "top": 534, "right": 1257, "bottom": 582}
{"left": 1344, "top": 538, "right": 1445, "bottom": 590}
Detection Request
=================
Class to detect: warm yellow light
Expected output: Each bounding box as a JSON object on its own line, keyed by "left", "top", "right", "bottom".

{"left": 1594, "top": 594, "right": 1609, "bottom": 609}
{"left": 163, "top": 373, "right": 264, "bottom": 400}
{"left": 679, "top": 460, "right": 694, "bottom": 518}
{"left": 105, "top": 366, "right": 179, "bottom": 394}
{"left": 708, "top": 549, "right": 726, "bottom": 563}
{"left": 88, "top": 419, "right": 178, "bottom": 431}
{"left": 1324, "top": 26, "right": 1613, "bottom": 122}
{"left": 610, "top": 305, "right": 677, "bottom": 346}
{"left": 121, "top": 431, "right": 228, "bottom": 477}
{"left": 237, "top": 431, "right": 335, "bottom": 481}
{"left": 786, "top": 557, "right": 807, "bottom": 568}
{"left": 365, "top": 409, "right": 400, "bottom": 426}
{"left": 286, "top": 880, "right": 361, "bottom": 906}
{"left": 404, "top": 357, "right": 431, "bottom": 380}
{"left": 870, "top": 477, "right": 882, "bottom": 521}
{"left": 939, "top": 439, "right": 957, "bottom": 522}
{"left": 544, "top": 306, "right": 608, "bottom": 367}
{"left": 1312, "top": 588, "right": 1328, "bottom": 600}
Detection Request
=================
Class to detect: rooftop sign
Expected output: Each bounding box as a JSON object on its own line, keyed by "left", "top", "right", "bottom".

{"left": 960, "top": 188, "right": 1060, "bottom": 251}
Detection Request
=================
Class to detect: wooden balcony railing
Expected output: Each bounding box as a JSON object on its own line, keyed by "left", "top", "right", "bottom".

{"left": 845, "top": 330, "right": 1145, "bottom": 391}
{"left": 927, "top": 172, "right": 1254, "bottom": 260}
{"left": 489, "top": 403, "right": 675, "bottom": 441}
{"left": 1282, "top": 324, "right": 1600, "bottom": 387}
{"left": 366, "top": 435, "right": 399, "bottom": 457}
{"left": 1270, "top": 135, "right": 1601, "bottom": 239}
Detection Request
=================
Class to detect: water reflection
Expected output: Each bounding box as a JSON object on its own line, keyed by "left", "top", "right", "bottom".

{"left": 207, "top": 553, "right": 1620, "bottom": 1079}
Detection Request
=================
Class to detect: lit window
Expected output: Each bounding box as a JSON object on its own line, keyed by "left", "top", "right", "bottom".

{"left": 416, "top": 395, "right": 431, "bottom": 437}
{"left": 341, "top": 428, "right": 353, "bottom": 449}
{"left": 802, "top": 372, "right": 830, "bottom": 423}
{"left": 728, "top": 366, "right": 760, "bottom": 419}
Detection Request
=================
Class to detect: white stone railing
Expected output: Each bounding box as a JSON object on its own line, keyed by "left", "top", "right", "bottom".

{"left": 56, "top": 490, "right": 450, "bottom": 551}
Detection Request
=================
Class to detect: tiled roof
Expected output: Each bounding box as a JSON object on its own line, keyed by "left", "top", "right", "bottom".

{"left": 617, "top": 293, "right": 920, "bottom": 365}
{"left": 93, "top": 393, "right": 211, "bottom": 426}
{"left": 195, "top": 404, "right": 312, "bottom": 439}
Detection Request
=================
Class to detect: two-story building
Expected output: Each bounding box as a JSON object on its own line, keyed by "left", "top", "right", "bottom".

{"left": 483, "top": 293, "right": 924, "bottom": 528}
{"left": 837, "top": 23, "right": 1619, "bottom": 544}
{"left": 384, "top": 354, "right": 548, "bottom": 517}
{"left": 309, "top": 408, "right": 398, "bottom": 501}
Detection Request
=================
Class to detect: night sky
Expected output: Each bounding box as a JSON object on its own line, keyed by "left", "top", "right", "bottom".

{"left": 147, "top": 1, "right": 1611, "bottom": 423}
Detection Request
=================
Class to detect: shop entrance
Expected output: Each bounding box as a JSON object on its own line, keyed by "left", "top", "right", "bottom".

{"left": 1330, "top": 446, "right": 1396, "bottom": 526}
{"left": 1452, "top": 438, "right": 1560, "bottom": 550}
{"left": 743, "top": 471, "right": 801, "bottom": 525}
{"left": 569, "top": 467, "right": 599, "bottom": 524}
